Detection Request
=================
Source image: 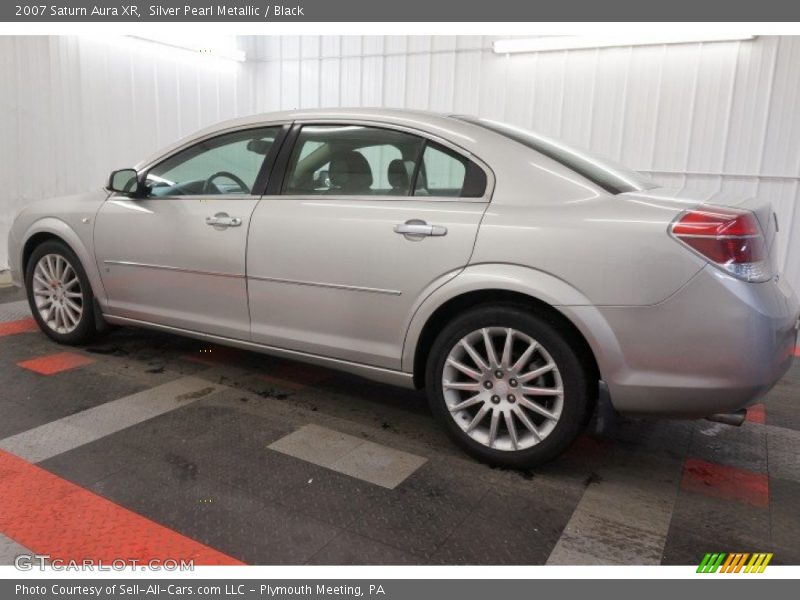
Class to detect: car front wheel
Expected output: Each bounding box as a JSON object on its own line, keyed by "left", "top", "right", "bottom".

{"left": 25, "top": 240, "right": 97, "bottom": 345}
{"left": 426, "top": 305, "right": 593, "bottom": 468}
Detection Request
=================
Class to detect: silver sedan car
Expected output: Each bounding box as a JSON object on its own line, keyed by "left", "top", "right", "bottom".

{"left": 7, "top": 109, "right": 799, "bottom": 467}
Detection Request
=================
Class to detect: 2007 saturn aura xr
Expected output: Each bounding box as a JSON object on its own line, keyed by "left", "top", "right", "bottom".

{"left": 7, "top": 109, "right": 799, "bottom": 467}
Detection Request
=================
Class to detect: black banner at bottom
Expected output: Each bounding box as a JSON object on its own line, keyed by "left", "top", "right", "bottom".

{"left": 4, "top": 579, "right": 797, "bottom": 600}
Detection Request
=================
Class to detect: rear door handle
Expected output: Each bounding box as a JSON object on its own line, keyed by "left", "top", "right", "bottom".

{"left": 206, "top": 213, "right": 242, "bottom": 228}
{"left": 394, "top": 220, "right": 448, "bottom": 237}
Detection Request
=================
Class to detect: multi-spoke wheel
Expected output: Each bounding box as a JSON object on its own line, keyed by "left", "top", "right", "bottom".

{"left": 426, "top": 306, "right": 593, "bottom": 468}
{"left": 25, "top": 240, "right": 98, "bottom": 344}
{"left": 32, "top": 254, "right": 84, "bottom": 334}
{"left": 443, "top": 327, "right": 563, "bottom": 451}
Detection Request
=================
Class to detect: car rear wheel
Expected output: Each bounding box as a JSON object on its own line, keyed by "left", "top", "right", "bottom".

{"left": 25, "top": 240, "right": 97, "bottom": 345}
{"left": 426, "top": 305, "right": 593, "bottom": 468}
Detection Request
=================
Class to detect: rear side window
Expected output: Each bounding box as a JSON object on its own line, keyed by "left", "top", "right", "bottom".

{"left": 415, "top": 142, "right": 486, "bottom": 198}
{"left": 281, "top": 124, "right": 487, "bottom": 199}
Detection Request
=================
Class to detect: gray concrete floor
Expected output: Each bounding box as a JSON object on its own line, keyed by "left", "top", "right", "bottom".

{"left": 0, "top": 290, "right": 798, "bottom": 565}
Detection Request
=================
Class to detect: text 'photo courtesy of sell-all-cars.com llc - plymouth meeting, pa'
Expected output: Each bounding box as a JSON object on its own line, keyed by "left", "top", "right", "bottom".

{"left": 7, "top": 108, "right": 800, "bottom": 468}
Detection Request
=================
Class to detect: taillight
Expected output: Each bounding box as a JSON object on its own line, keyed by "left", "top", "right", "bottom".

{"left": 670, "top": 206, "right": 772, "bottom": 282}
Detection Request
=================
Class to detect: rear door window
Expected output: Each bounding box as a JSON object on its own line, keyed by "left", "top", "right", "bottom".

{"left": 281, "top": 125, "right": 424, "bottom": 196}
{"left": 281, "top": 124, "right": 487, "bottom": 199}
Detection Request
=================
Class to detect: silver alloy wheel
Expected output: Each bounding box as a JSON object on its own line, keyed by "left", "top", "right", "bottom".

{"left": 32, "top": 253, "right": 84, "bottom": 335}
{"left": 442, "top": 327, "right": 564, "bottom": 451}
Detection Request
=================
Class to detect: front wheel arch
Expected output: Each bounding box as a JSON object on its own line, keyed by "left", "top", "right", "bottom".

{"left": 23, "top": 232, "right": 111, "bottom": 338}
{"left": 25, "top": 239, "right": 99, "bottom": 344}
{"left": 19, "top": 218, "right": 108, "bottom": 307}
{"left": 22, "top": 232, "right": 67, "bottom": 275}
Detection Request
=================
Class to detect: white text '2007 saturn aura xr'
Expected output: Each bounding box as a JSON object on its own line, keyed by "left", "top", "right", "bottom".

{"left": 7, "top": 109, "right": 800, "bottom": 467}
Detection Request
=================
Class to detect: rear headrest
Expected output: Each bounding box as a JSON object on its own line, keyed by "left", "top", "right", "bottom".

{"left": 388, "top": 159, "right": 410, "bottom": 190}
{"left": 328, "top": 151, "right": 373, "bottom": 193}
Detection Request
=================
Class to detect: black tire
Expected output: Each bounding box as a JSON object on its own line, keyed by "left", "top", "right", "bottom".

{"left": 25, "top": 240, "right": 97, "bottom": 345}
{"left": 425, "top": 304, "right": 593, "bottom": 469}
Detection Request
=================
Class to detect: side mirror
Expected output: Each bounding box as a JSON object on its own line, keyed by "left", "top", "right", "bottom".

{"left": 107, "top": 169, "right": 140, "bottom": 195}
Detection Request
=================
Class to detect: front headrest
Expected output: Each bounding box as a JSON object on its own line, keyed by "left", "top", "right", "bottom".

{"left": 328, "top": 151, "right": 373, "bottom": 193}
{"left": 388, "top": 159, "right": 410, "bottom": 190}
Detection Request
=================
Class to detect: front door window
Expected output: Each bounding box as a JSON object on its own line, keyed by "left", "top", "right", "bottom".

{"left": 145, "top": 127, "right": 280, "bottom": 197}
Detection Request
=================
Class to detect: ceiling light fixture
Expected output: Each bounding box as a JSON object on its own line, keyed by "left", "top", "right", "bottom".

{"left": 493, "top": 34, "right": 755, "bottom": 54}
{"left": 127, "top": 35, "right": 246, "bottom": 62}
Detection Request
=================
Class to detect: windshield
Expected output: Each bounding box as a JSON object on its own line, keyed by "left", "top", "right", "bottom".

{"left": 455, "top": 116, "right": 656, "bottom": 195}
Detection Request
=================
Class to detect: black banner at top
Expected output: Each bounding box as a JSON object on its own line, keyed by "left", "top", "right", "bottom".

{"left": 2, "top": 0, "right": 800, "bottom": 22}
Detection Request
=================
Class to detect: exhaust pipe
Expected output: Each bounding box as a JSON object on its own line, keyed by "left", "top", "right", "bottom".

{"left": 705, "top": 409, "right": 747, "bottom": 427}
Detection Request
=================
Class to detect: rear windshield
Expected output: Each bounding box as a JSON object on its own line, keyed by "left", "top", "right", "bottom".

{"left": 454, "top": 116, "right": 656, "bottom": 195}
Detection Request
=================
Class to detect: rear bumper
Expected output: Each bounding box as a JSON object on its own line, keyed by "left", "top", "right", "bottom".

{"left": 590, "top": 267, "right": 799, "bottom": 418}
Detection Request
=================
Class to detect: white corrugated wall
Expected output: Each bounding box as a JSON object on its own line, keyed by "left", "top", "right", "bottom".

{"left": 0, "top": 35, "right": 254, "bottom": 268}
{"left": 2, "top": 35, "right": 799, "bottom": 293}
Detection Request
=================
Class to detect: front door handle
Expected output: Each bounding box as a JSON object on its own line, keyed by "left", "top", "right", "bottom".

{"left": 394, "top": 220, "right": 448, "bottom": 238}
{"left": 206, "top": 213, "right": 242, "bottom": 228}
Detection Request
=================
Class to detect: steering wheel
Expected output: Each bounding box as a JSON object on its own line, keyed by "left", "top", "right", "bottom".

{"left": 203, "top": 171, "right": 250, "bottom": 195}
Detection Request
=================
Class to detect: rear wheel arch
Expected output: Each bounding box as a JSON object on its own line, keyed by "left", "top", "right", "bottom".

{"left": 411, "top": 289, "right": 600, "bottom": 394}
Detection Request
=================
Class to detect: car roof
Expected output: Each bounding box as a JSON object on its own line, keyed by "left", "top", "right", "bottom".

{"left": 197, "top": 107, "right": 452, "bottom": 129}
{"left": 134, "top": 108, "right": 483, "bottom": 170}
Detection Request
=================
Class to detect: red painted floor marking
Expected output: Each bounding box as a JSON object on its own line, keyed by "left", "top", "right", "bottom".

{"left": 0, "top": 449, "right": 243, "bottom": 565}
{"left": 17, "top": 352, "right": 95, "bottom": 375}
{"left": 0, "top": 318, "right": 38, "bottom": 337}
{"left": 681, "top": 457, "right": 768, "bottom": 508}
{"left": 746, "top": 403, "right": 766, "bottom": 424}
